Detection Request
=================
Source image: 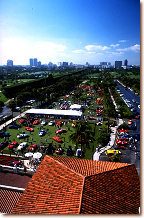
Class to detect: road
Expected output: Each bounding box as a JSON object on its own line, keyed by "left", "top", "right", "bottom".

{"left": 116, "top": 80, "right": 140, "bottom": 114}
{"left": 100, "top": 81, "right": 140, "bottom": 176}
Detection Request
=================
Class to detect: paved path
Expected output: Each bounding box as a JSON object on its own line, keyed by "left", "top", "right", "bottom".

{"left": 0, "top": 111, "right": 27, "bottom": 131}
{"left": 93, "top": 90, "right": 123, "bottom": 161}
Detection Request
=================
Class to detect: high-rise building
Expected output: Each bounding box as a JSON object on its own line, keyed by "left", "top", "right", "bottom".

{"left": 100, "top": 62, "right": 107, "bottom": 65}
{"left": 62, "top": 62, "right": 68, "bottom": 66}
{"left": 124, "top": 59, "right": 128, "bottom": 66}
{"left": 37, "top": 61, "right": 41, "bottom": 67}
{"left": 115, "top": 61, "right": 122, "bottom": 69}
{"left": 48, "top": 62, "right": 53, "bottom": 68}
{"left": 34, "top": 58, "right": 37, "bottom": 67}
{"left": 30, "top": 58, "right": 33, "bottom": 66}
{"left": 7, "top": 60, "right": 13, "bottom": 67}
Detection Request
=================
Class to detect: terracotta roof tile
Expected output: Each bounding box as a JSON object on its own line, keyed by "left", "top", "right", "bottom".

{"left": 0, "top": 189, "right": 22, "bottom": 214}
{"left": 81, "top": 165, "right": 140, "bottom": 214}
{"left": 12, "top": 156, "right": 84, "bottom": 214}
{"left": 12, "top": 155, "right": 140, "bottom": 215}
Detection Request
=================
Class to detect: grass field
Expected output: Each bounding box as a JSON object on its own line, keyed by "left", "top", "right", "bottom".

{"left": 0, "top": 91, "right": 8, "bottom": 102}
{"left": 0, "top": 117, "right": 101, "bottom": 160}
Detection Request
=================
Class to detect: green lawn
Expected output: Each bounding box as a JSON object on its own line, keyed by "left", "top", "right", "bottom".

{"left": 0, "top": 117, "right": 101, "bottom": 160}
{"left": 0, "top": 92, "right": 8, "bottom": 102}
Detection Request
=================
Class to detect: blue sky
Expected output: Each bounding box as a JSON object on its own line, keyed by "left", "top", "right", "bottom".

{"left": 0, "top": 0, "right": 140, "bottom": 65}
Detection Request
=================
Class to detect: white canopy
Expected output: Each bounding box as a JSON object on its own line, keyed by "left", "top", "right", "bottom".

{"left": 33, "top": 152, "right": 42, "bottom": 159}
{"left": 25, "top": 152, "right": 33, "bottom": 158}
{"left": 70, "top": 104, "right": 82, "bottom": 110}
{"left": 26, "top": 108, "right": 82, "bottom": 117}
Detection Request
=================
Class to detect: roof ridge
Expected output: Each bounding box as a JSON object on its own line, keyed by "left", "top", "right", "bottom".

{"left": 47, "top": 155, "right": 85, "bottom": 178}
{"left": 85, "top": 163, "right": 135, "bottom": 178}
{"left": 79, "top": 176, "right": 85, "bottom": 214}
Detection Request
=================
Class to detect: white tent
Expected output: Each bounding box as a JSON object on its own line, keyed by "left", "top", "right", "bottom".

{"left": 26, "top": 108, "right": 82, "bottom": 117}
{"left": 70, "top": 104, "right": 82, "bottom": 110}
{"left": 33, "top": 152, "right": 42, "bottom": 159}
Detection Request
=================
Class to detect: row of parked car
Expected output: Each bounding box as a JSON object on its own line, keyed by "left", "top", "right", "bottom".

{"left": 116, "top": 88, "right": 140, "bottom": 116}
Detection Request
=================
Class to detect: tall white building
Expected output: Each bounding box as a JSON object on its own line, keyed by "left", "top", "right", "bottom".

{"left": 7, "top": 60, "right": 13, "bottom": 67}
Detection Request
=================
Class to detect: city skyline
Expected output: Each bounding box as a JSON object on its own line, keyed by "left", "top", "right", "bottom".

{"left": 0, "top": 0, "right": 140, "bottom": 66}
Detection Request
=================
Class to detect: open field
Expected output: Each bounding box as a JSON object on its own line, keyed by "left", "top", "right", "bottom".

{"left": 0, "top": 117, "right": 101, "bottom": 160}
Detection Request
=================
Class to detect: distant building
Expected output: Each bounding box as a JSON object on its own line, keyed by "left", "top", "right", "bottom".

{"left": 124, "top": 59, "right": 128, "bottom": 66}
{"left": 100, "top": 62, "right": 107, "bottom": 65}
{"left": 100, "top": 62, "right": 111, "bottom": 69}
{"left": 7, "top": 60, "right": 13, "bottom": 67}
{"left": 48, "top": 62, "right": 53, "bottom": 68}
{"left": 29, "top": 58, "right": 33, "bottom": 66}
{"left": 34, "top": 58, "right": 37, "bottom": 67}
{"left": 115, "top": 61, "right": 122, "bottom": 69}
{"left": 62, "top": 62, "right": 68, "bottom": 67}
{"left": 37, "top": 61, "right": 41, "bottom": 67}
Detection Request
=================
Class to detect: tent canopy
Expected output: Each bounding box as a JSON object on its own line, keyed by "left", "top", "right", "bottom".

{"left": 26, "top": 109, "right": 82, "bottom": 117}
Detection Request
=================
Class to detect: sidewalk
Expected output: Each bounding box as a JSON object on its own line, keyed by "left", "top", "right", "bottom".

{"left": 93, "top": 89, "right": 123, "bottom": 161}
{"left": 0, "top": 111, "right": 27, "bottom": 131}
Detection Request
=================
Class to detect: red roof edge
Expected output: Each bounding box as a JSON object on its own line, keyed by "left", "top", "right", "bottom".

{"left": 47, "top": 155, "right": 85, "bottom": 178}
{"left": 79, "top": 176, "right": 85, "bottom": 214}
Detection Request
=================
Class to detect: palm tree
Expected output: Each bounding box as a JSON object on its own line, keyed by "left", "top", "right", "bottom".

{"left": 69, "top": 120, "right": 95, "bottom": 155}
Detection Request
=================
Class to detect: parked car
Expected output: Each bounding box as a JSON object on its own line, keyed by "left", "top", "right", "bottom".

{"left": 135, "top": 115, "right": 140, "bottom": 119}
{"left": 19, "top": 119, "right": 25, "bottom": 124}
{"left": 116, "top": 140, "right": 128, "bottom": 145}
{"left": 52, "top": 137, "right": 62, "bottom": 142}
{"left": 41, "top": 120, "right": 48, "bottom": 126}
{"left": 106, "top": 149, "right": 121, "bottom": 155}
{"left": 56, "top": 129, "right": 67, "bottom": 134}
{"left": 0, "top": 131, "right": 10, "bottom": 138}
{"left": 39, "top": 130, "right": 46, "bottom": 136}
{"left": 29, "top": 144, "right": 38, "bottom": 151}
{"left": 128, "top": 120, "right": 133, "bottom": 125}
{"left": 8, "top": 141, "right": 19, "bottom": 149}
{"left": 9, "top": 124, "right": 19, "bottom": 129}
{"left": 117, "top": 145, "right": 126, "bottom": 150}
{"left": 72, "top": 122, "right": 77, "bottom": 127}
{"left": 17, "top": 142, "right": 28, "bottom": 151}
{"left": 33, "top": 120, "right": 39, "bottom": 125}
{"left": 56, "top": 145, "right": 63, "bottom": 155}
{"left": 48, "top": 121, "right": 55, "bottom": 126}
{"left": 7, "top": 161, "right": 22, "bottom": 167}
{"left": 118, "top": 129, "right": 128, "bottom": 133}
{"left": 17, "top": 134, "right": 29, "bottom": 139}
{"left": 57, "top": 121, "right": 63, "bottom": 127}
{"left": 25, "top": 127, "right": 34, "bottom": 132}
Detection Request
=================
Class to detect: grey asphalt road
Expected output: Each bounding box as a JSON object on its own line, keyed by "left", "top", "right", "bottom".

{"left": 99, "top": 144, "right": 140, "bottom": 176}
{"left": 116, "top": 81, "right": 140, "bottom": 114}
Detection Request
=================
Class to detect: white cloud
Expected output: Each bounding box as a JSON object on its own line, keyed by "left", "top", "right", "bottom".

{"left": 118, "top": 40, "right": 127, "bottom": 43}
{"left": 110, "top": 43, "right": 120, "bottom": 48}
{"left": 35, "top": 41, "right": 67, "bottom": 52}
{"left": 72, "top": 49, "right": 85, "bottom": 54}
{"left": 85, "top": 45, "right": 110, "bottom": 51}
{"left": 106, "top": 51, "right": 124, "bottom": 55}
{"left": 0, "top": 37, "right": 67, "bottom": 65}
{"left": 87, "top": 52, "right": 96, "bottom": 54}
{"left": 116, "top": 44, "right": 140, "bottom": 52}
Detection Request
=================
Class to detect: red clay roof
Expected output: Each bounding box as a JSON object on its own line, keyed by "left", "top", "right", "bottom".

{"left": 12, "top": 156, "right": 140, "bottom": 215}
{"left": 0, "top": 189, "right": 23, "bottom": 214}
